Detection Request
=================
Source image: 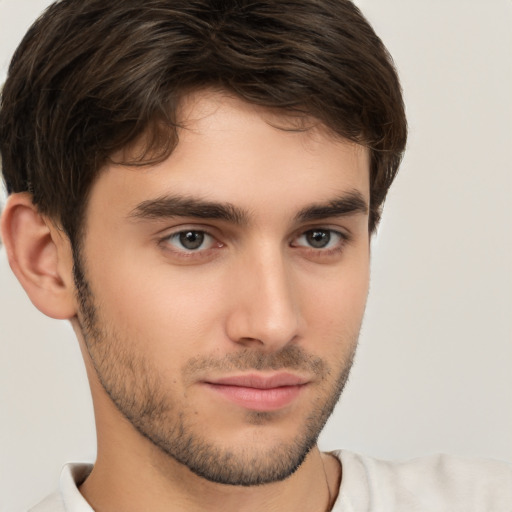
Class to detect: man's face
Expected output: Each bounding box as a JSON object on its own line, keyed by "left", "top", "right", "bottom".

{"left": 75, "top": 91, "right": 371, "bottom": 485}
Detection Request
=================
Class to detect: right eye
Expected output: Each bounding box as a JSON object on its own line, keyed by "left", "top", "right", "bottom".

{"left": 163, "top": 230, "right": 216, "bottom": 252}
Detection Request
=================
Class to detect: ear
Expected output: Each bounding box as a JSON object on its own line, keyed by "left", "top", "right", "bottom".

{"left": 1, "top": 192, "right": 77, "bottom": 319}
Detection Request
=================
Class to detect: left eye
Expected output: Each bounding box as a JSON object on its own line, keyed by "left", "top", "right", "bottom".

{"left": 165, "top": 230, "right": 215, "bottom": 251}
{"left": 294, "top": 229, "right": 345, "bottom": 249}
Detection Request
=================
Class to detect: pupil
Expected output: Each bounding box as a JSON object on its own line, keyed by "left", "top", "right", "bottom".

{"left": 179, "top": 231, "right": 204, "bottom": 250}
{"left": 307, "top": 230, "right": 330, "bottom": 248}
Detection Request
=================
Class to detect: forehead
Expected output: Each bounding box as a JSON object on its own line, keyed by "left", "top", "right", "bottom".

{"left": 91, "top": 90, "right": 370, "bottom": 221}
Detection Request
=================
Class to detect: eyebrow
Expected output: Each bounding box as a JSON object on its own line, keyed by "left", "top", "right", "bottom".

{"left": 294, "top": 190, "right": 368, "bottom": 222}
{"left": 128, "top": 195, "right": 248, "bottom": 224}
{"left": 128, "top": 190, "right": 368, "bottom": 225}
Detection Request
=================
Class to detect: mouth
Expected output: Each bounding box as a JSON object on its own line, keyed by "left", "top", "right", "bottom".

{"left": 202, "top": 373, "right": 309, "bottom": 412}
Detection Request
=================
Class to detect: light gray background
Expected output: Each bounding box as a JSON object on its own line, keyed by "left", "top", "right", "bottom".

{"left": 1, "top": 1, "right": 511, "bottom": 511}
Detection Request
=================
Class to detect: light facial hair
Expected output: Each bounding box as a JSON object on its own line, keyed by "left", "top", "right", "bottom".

{"left": 74, "top": 251, "right": 358, "bottom": 486}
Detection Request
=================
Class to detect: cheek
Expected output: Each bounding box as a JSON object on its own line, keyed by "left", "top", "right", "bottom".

{"left": 301, "top": 253, "right": 369, "bottom": 319}
{"left": 86, "top": 230, "right": 369, "bottom": 367}
{"left": 90, "top": 255, "right": 227, "bottom": 361}
{"left": 297, "top": 253, "right": 369, "bottom": 353}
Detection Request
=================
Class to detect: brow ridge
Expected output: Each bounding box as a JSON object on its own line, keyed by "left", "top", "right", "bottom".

{"left": 129, "top": 190, "right": 368, "bottom": 226}
{"left": 294, "top": 190, "right": 368, "bottom": 223}
{"left": 129, "top": 195, "right": 248, "bottom": 224}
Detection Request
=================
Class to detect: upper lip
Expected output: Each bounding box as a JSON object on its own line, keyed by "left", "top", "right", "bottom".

{"left": 205, "top": 373, "right": 309, "bottom": 389}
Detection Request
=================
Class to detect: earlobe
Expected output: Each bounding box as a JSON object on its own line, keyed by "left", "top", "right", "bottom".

{"left": 0, "top": 192, "right": 77, "bottom": 319}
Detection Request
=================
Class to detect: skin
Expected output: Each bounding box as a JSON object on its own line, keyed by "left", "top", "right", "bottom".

{"left": 2, "top": 90, "right": 371, "bottom": 512}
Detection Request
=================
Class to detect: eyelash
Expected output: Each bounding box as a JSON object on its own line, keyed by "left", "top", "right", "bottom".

{"left": 159, "top": 227, "right": 350, "bottom": 260}
{"left": 162, "top": 230, "right": 222, "bottom": 255}
{"left": 291, "top": 229, "right": 349, "bottom": 253}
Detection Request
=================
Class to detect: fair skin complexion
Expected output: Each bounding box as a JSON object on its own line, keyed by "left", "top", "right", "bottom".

{"left": 2, "top": 90, "right": 370, "bottom": 512}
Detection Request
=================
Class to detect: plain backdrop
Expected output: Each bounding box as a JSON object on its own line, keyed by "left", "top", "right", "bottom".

{"left": 1, "top": 1, "right": 511, "bottom": 510}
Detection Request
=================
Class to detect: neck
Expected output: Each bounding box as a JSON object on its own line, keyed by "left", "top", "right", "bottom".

{"left": 80, "top": 427, "right": 340, "bottom": 512}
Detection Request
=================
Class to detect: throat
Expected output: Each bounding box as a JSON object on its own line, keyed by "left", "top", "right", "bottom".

{"left": 79, "top": 444, "right": 339, "bottom": 512}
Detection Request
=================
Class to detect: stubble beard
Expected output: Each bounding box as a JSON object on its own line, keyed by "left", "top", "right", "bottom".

{"left": 74, "top": 254, "right": 359, "bottom": 486}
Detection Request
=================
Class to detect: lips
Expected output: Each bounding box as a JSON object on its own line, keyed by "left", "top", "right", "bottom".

{"left": 203, "top": 373, "right": 309, "bottom": 411}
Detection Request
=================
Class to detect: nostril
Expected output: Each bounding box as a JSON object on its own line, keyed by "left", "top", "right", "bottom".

{"left": 235, "top": 337, "right": 265, "bottom": 348}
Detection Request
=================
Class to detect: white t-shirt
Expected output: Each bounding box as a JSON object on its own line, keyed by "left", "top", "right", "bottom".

{"left": 29, "top": 450, "right": 512, "bottom": 511}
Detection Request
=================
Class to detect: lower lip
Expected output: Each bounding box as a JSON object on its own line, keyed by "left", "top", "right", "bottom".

{"left": 204, "top": 383, "right": 304, "bottom": 411}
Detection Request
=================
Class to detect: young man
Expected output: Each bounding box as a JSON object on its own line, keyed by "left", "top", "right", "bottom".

{"left": 0, "top": 1, "right": 510, "bottom": 511}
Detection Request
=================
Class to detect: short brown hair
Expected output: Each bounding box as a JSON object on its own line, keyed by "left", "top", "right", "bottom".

{"left": 0, "top": 0, "right": 406, "bottom": 245}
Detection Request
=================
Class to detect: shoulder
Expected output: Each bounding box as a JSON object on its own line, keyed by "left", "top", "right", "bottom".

{"left": 331, "top": 450, "right": 512, "bottom": 512}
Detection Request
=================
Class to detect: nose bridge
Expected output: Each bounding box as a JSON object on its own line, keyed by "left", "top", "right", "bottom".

{"left": 227, "top": 240, "right": 301, "bottom": 349}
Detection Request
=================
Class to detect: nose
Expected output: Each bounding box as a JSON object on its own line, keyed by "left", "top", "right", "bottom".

{"left": 225, "top": 247, "right": 302, "bottom": 351}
